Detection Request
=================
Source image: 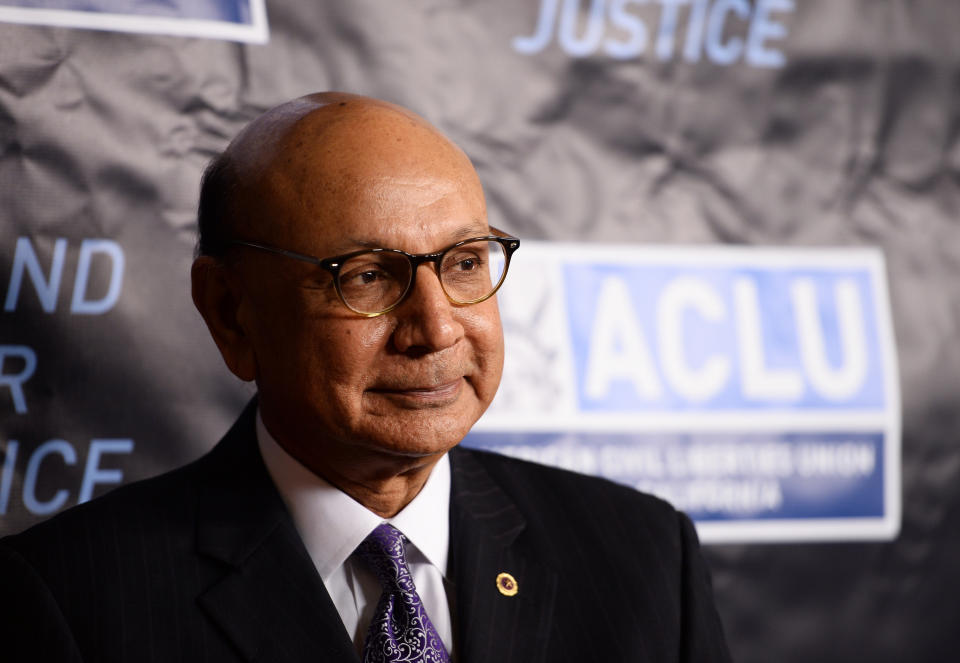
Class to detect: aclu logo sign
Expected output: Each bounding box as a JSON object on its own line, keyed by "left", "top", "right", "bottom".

{"left": 0, "top": 0, "right": 268, "bottom": 43}
{"left": 514, "top": 0, "right": 795, "bottom": 68}
{"left": 567, "top": 265, "right": 882, "bottom": 410}
{"left": 467, "top": 243, "right": 900, "bottom": 544}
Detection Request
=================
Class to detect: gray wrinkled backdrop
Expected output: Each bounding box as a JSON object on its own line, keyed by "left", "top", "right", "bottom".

{"left": 1, "top": 1, "right": 958, "bottom": 661}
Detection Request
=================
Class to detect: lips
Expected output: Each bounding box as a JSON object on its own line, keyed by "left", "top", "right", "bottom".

{"left": 367, "top": 378, "right": 464, "bottom": 406}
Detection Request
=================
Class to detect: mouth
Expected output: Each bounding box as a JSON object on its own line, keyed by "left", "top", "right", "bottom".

{"left": 367, "top": 378, "right": 464, "bottom": 408}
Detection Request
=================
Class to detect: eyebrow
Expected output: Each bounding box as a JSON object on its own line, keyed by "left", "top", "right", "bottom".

{"left": 334, "top": 221, "right": 490, "bottom": 253}
{"left": 450, "top": 222, "right": 491, "bottom": 240}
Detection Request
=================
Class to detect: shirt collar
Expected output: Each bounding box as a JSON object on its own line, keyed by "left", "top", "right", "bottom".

{"left": 255, "top": 409, "right": 450, "bottom": 582}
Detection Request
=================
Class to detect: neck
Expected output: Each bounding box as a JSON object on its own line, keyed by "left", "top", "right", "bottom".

{"left": 318, "top": 453, "right": 444, "bottom": 518}
{"left": 257, "top": 407, "right": 450, "bottom": 517}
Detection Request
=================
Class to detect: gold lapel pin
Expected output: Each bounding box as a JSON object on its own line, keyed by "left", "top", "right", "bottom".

{"left": 496, "top": 572, "right": 518, "bottom": 597}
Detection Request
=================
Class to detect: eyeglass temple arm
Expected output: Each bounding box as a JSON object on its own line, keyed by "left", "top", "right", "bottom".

{"left": 228, "top": 240, "right": 325, "bottom": 266}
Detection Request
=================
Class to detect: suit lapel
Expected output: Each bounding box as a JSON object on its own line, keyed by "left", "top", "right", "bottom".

{"left": 194, "top": 401, "right": 359, "bottom": 663}
{"left": 448, "top": 448, "right": 558, "bottom": 663}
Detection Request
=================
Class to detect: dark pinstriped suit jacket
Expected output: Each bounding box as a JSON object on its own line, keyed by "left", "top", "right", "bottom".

{"left": 0, "top": 402, "right": 732, "bottom": 662}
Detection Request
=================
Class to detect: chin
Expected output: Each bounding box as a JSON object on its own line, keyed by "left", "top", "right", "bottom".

{"left": 358, "top": 410, "right": 476, "bottom": 459}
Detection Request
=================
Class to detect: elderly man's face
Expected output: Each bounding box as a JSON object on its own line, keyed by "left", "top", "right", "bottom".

{"left": 228, "top": 105, "right": 504, "bottom": 468}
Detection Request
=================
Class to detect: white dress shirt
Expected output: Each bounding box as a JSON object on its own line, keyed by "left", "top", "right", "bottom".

{"left": 255, "top": 411, "right": 453, "bottom": 655}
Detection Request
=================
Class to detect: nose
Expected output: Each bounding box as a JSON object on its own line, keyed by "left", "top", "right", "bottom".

{"left": 390, "top": 263, "right": 464, "bottom": 355}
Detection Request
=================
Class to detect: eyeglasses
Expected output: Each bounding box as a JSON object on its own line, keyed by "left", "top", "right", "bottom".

{"left": 228, "top": 230, "right": 520, "bottom": 317}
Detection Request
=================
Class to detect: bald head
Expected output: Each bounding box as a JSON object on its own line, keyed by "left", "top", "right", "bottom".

{"left": 191, "top": 93, "right": 507, "bottom": 515}
{"left": 197, "top": 93, "right": 484, "bottom": 256}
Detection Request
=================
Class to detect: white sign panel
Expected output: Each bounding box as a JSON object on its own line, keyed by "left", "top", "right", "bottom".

{"left": 468, "top": 242, "right": 901, "bottom": 544}
{"left": 0, "top": 0, "right": 268, "bottom": 43}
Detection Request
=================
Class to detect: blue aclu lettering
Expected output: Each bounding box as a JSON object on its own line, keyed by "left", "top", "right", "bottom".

{"left": 514, "top": 0, "right": 794, "bottom": 68}
{"left": 564, "top": 263, "right": 885, "bottom": 411}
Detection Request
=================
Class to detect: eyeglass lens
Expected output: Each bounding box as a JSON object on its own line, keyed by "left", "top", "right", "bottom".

{"left": 337, "top": 239, "right": 508, "bottom": 314}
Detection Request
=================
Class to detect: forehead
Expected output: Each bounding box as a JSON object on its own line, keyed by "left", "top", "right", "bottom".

{"left": 237, "top": 103, "right": 487, "bottom": 254}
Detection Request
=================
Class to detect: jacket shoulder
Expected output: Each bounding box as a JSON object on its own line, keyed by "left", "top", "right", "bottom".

{"left": 454, "top": 445, "right": 686, "bottom": 550}
{"left": 2, "top": 401, "right": 258, "bottom": 558}
{"left": 457, "top": 444, "right": 676, "bottom": 507}
{"left": 1, "top": 453, "right": 205, "bottom": 565}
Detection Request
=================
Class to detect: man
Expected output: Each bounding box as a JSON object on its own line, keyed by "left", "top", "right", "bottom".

{"left": 0, "top": 93, "right": 732, "bottom": 662}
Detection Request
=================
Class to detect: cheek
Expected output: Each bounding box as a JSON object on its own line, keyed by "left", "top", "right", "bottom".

{"left": 463, "top": 301, "right": 505, "bottom": 398}
{"left": 309, "top": 317, "right": 395, "bottom": 386}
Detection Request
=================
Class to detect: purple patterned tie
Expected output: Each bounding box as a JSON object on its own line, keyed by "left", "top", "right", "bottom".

{"left": 354, "top": 523, "right": 451, "bottom": 663}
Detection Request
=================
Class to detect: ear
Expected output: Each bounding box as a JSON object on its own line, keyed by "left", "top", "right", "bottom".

{"left": 191, "top": 256, "right": 258, "bottom": 382}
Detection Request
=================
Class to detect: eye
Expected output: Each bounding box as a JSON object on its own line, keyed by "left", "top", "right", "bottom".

{"left": 337, "top": 252, "right": 411, "bottom": 297}
{"left": 444, "top": 250, "right": 485, "bottom": 273}
{"left": 342, "top": 265, "right": 390, "bottom": 286}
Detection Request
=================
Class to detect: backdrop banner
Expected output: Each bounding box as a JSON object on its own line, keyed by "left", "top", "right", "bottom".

{"left": 1, "top": 1, "right": 958, "bottom": 661}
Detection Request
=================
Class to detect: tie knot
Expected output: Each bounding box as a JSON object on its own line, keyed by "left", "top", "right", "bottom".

{"left": 354, "top": 523, "right": 410, "bottom": 590}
